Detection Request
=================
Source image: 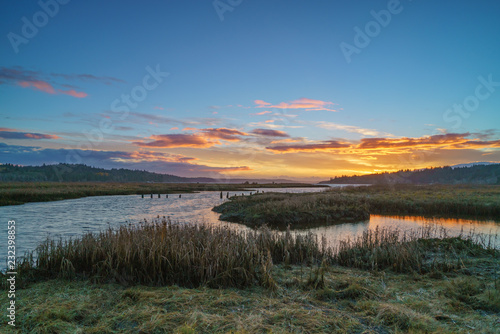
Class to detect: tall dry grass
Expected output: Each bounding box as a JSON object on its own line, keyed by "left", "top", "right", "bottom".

{"left": 13, "top": 218, "right": 497, "bottom": 289}
{"left": 18, "top": 218, "right": 327, "bottom": 288}
{"left": 333, "top": 225, "right": 498, "bottom": 273}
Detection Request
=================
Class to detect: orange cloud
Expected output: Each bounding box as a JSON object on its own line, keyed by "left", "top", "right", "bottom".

{"left": 357, "top": 133, "right": 470, "bottom": 149}
{"left": 267, "top": 140, "right": 350, "bottom": 152}
{"left": 255, "top": 98, "right": 336, "bottom": 111}
{"left": 17, "top": 80, "right": 87, "bottom": 98}
{"left": 133, "top": 128, "right": 247, "bottom": 148}
{"left": 133, "top": 134, "right": 214, "bottom": 148}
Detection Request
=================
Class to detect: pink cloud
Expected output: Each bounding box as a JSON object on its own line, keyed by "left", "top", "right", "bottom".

{"left": 18, "top": 80, "right": 56, "bottom": 94}
{"left": 255, "top": 98, "right": 336, "bottom": 111}
{"left": 133, "top": 134, "right": 214, "bottom": 148}
{"left": 254, "top": 100, "right": 271, "bottom": 106}
{"left": 17, "top": 80, "right": 87, "bottom": 98}
{"left": 251, "top": 110, "right": 272, "bottom": 116}
{"left": 0, "top": 127, "right": 60, "bottom": 140}
{"left": 63, "top": 89, "right": 87, "bottom": 98}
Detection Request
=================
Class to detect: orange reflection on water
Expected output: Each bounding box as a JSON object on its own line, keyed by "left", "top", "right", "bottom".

{"left": 300, "top": 214, "right": 500, "bottom": 248}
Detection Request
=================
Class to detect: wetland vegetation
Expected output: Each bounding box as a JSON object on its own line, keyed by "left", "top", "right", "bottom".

{"left": 2, "top": 184, "right": 499, "bottom": 333}
{"left": 3, "top": 220, "right": 499, "bottom": 333}
{"left": 214, "top": 184, "right": 500, "bottom": 228}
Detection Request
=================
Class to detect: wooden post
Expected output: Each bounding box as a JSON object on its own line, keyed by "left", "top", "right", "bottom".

{"left": 141, "top": 194, "right": 144, "bottom": 198}
{"left": 220, "top": 191, "right": 223, "bottom": 199}
{"left": 179, "top": 194, "right": 181, "bottom": 198}
{"left": 150, "top": 194, "right": 153, "bottom": 198}
{"left": 226, "top": 192, "right": 229, "bottom": 198}
{"left": 158, "top": 194, "right": 160, "bottom": 198}
{"left": 166, "top": 194, "right": 168, "bottom": 198}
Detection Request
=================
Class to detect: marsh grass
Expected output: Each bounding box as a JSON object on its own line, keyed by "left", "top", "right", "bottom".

{"left": 328, "top": 184, "right": 500, "bottom": 218}
{"left": 213, "top": 192, "right": 370, "bottom": 228}
{"left": 15, "top": 218, "right": 327, "bottom": 288}
{"left": 333, "top": 225, "right": 498, "bottom": 274}
{"left": 13, "top": 218, "right": 497, "bottom": 291}
{"left": 214, "top": 185, "right": 500, "bottom": 229}
{"left": 3, "top": 221, "right": 499, "bottom": 333}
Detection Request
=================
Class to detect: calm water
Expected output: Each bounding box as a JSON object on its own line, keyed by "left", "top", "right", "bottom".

{"left": 1, "top": 187, "right": 499, "bottom": 270}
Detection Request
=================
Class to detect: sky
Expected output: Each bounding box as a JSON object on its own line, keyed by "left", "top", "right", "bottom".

{"left": 1, "top": 0, "right": 500, "bottom": 181}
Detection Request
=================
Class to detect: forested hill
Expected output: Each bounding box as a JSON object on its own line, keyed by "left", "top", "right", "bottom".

{"left": 0, "top": 164, "right": 297, "bottom": 184}
{"left": 320, "top": 164, "right": 500, "bottom": 185}
{"left": 0, "top": 164, "right": 195, "bottom": 182}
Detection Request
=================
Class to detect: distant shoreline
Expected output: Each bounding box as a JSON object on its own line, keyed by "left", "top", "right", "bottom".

{"left": 0, "top": 181, "right": 327, "bottom": 207}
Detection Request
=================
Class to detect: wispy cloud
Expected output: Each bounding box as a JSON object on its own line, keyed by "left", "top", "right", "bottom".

{"left": 267, "top": 140, "right": 350, "bottom": 152}
{"left": 265, "top": 132, "right": 500, "bottom": 154}
{"left": 0, "top": 128, "right": 60, "bottom": 140}
{"left": 357, "top": 133, "right": 471, "bottom": 149}
{"left": 247, "top": 121, "right": 304, "bottom": 130}
{"left": 49, "top": 72, "right": 125, "bottom": 85}
{"left": 17, "top": 80, "right": 87, "bottom": 98}
{"left": 314, "top": 121, "right": 389, "bottom": 137}
{"left": 254, "top": 98, "right": 337, "bottom": 112}
{"left": 0, "top": 66, "right": 124, "bottom": 98}
{"left": 251, "top": 110, "right": 272, "bottom": 116}
{"left": 133, "top": 134, "right": 214, "bottom": 148}
{"left": 200, "top": 128, "right": 247, "bottom": 141}
{"left": 251, "top": 129, "right": 290, "bottom": 138}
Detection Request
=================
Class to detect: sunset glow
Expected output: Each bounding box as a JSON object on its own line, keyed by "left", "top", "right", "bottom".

{"left": 1, "top": 1, "right": 499, "bottom": 181}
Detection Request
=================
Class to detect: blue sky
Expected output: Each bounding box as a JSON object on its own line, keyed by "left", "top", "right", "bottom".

{"left": 1, "top": 0, "right": 500, "bottom": 179}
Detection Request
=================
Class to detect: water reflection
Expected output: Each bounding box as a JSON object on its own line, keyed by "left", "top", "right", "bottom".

{"left": 0, "top": 187, "right": 498, "bottom": 271}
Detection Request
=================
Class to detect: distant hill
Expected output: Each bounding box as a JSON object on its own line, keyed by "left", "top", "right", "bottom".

{"left": 0, "top": 163, "right": 296, "bottom": 184}
{"left": 450, "top": 162, "right": 498, "bottom": 169}
{"left": 319, "top": 164, "right": 500, "bottom": 185}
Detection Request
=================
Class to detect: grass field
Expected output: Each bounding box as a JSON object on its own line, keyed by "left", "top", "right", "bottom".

{"left": 0, "top": 182, "right": 325, "bottom": 206}
{"left": 2, "top": 221, "right": 499, "bottom": 333}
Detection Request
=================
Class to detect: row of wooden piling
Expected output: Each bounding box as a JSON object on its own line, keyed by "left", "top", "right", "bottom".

{"left": 141, "top": 194, "right": 182, "bottom": 198}
{"left": 140, "top": 190, "right": 264, "bottom": 199}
